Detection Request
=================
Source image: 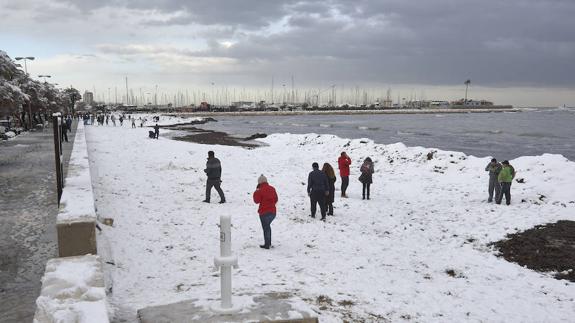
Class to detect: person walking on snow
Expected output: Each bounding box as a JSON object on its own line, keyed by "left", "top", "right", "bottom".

{"left": 60, "top": 120, "right": 68, "bottom": 142}
{"left": 66, "top": 116, "right": 72, "bottom": 132}
{"left": 338, "top": 152, "right": 351, "bottom": 197}
{"left": 496, "top": 160, "right": 515, "bottom": 205}
{"left": 485, "top": 158, "right": 502, "bottom": 203}
{"left": 253, "top": 175, "right": 278, "bottom": 249}
{"left": 119, "top": 116, "right": 124, "bottom": 126}
{"left": 203, "top": 151, "right": 226, "bottom": 203}
{"left": 307, "top": 162, "right": 329, "bottom": 221}
{"left": 322, "top": 163, "right": 336, "bottom": 216}
{"left": 111, "top": 114, "right": 116, "bottom": 126}
{"left": 131, "top": 118, "right": 136, "bottom": 128}
{"left": 359, "top": 157, "right": 374, "bottom": 200}
{"left": 154, "top": 124, "right": 160, "bottom": 139}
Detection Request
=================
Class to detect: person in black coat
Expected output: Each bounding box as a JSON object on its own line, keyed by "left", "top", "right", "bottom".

{"left": 322, "top": 163, "right": 336, "bottom": 215}
{"left": 60, "top": 120, "right": 68, "bottom": 142}
{"left": 66, "top": 116, "right": 72, "bottom": 132}
{"left": 307, "top": 162, "right": 329, "bottom": 220}
{"left": 203, "top": 151, "right": 226, "bottom": 203}
{"left": 154, "top": 124, "right": 160, "bottom": 139}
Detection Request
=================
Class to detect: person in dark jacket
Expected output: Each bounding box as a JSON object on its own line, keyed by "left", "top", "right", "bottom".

{"left": 253, "top": 175, "right": 278, "bottom": 249}
{"left": 485, "top": 158, "right": 502, "bottom": 203}
{"left": 66, "top": 116, "right": 72, "bottom": 132}
{"left": 60, "top": 120, "right": 68, "bottom": 142}
{"left": 322, "top": 163, "right": 336, "bottom": 215}
{"left": 203, "top": 151, "right": 226, "bottom": 203}
{"left": 359, "top": 157, "right": 374, "bottom": 200}
{"left": 337, "top": 152, "right": 351, "bottom": 197}
{"left": 307, "top": 162, "right": 329, "bottom": 220}
{"left": 154, "top": 124, "right": 160, "bottom": 139}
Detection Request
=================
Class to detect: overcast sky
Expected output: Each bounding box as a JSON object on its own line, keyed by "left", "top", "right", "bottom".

{"left": 1, "top": 0, "right": 574, "bottom": 106}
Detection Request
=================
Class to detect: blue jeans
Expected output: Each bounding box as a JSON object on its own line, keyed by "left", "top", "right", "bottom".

{"left": 259, "top": 213, "right": 276, "bottom": 247}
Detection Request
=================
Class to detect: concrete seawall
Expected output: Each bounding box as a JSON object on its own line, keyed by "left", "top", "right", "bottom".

{"left": 34, "top": 122, "right": 110, "bottom": 323}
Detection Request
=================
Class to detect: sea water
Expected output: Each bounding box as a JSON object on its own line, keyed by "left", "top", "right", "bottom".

{"left": 195, "top": 108, "right": 575, "bottom": 161}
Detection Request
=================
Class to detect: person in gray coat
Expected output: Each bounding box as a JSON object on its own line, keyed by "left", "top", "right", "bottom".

{"left": 307, "top": 162, "right": 329, "bottom": 220}
{"left": 203, "top": 151, "right": 226, "bottom": 203}
{"left": 485, "top": 158, "right": 502, "bottom": 203}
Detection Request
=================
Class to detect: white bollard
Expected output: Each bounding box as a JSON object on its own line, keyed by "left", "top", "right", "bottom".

{"left": 211, "top": 214, "right": 241, "bottom": 314}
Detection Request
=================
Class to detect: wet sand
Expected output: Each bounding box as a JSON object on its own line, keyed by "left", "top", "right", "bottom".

{"left": 491, "top": 220, "right": 575, "bottom": 282}
{"left": 168, "top": 125, "right": 263, "bottom": 148}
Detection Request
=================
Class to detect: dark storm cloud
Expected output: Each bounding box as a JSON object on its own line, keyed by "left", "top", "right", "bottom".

{"left": 57, "top": 0, "right": 299, "bottom": 28}
{"left": 53, "top": 0, "right": 575, "bottom": 86}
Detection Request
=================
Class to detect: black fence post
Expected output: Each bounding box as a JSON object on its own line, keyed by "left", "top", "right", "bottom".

{"left": 52, "top": 114, "right": 64, "bottom": 204}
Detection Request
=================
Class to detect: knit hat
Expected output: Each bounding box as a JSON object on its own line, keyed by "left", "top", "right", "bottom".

{"left": 258, "top": 174, "right": 268, "bottom": 184}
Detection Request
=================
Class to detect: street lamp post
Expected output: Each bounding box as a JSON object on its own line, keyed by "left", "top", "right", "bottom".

{"left": 38, "top": 75, "right": 51, "bottom": 83}
{"left": 211, "top": 82, "right": 215, "bottom": 106}
{"left": 464, "top": 79, "right": 471, "bottom": 105}
{"left": 15, "top": 56, "right": 35, "bottom": 75}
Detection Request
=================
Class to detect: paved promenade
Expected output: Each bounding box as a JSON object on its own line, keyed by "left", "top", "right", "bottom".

{"left": 0, "top": 124, "right": 76, "bottom": 323}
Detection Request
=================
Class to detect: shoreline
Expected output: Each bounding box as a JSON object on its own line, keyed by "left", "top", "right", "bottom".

{"left": 164, "top": 124, "right": 262, "bottom": 148}
{"left": 168, "top": 107, "right": 520, "bottom": 117}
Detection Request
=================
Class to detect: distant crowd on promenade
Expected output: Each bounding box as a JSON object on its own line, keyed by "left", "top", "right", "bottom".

{"left": 78, "top": 112, "right": 162, "bottom": 139}
{"left": 80, "top": 113, "right": 158, "bottom": 128}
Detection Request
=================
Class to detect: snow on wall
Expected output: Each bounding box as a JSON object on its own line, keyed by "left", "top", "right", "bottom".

{"left": 58, "top": 122, "right": 97, "bottom": 223}
{"left": 33, "top": 255, "right": 109, "bottom": 323}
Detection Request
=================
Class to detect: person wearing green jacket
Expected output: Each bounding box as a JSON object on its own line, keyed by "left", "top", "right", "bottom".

{"left": 496, "top": 160, "right": 515, "bottom": 205}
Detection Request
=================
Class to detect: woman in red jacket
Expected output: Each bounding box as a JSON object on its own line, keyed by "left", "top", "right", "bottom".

{"left": 338, "top": 152, "right": 351, "bottom": 198}
{"left": 253, "top": 175, "right": 278, "bottom": 249}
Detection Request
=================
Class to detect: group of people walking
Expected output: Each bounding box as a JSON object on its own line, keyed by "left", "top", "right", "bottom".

{"left": 307, "top": 152, "right": 375, "bottom": 220}
{"left": 88, "top": 113, "right": 148, "bottom": 128}
{"left": 201, "top": 150, "right": 375, "bottom": 249}
{"left": 485, "top": 158, "right": 516, "bottom": 205}
{"left": 202, "top": 148, "right": 518, "bottom": 251}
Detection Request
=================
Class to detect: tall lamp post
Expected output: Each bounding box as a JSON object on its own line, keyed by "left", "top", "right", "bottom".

{"left": 38, "top": 75, "right": 51, "bottom": 83}
{"left": 211, "top": 82, "right": 215, "bottom": 106}
{"left": 69, "top": 87, "right": 78, "bottom": 116}
{"left": 16, "top": 57, "right": 35, "bottom": 129}
{"left": 464, "top": 79, "right": 471, "bottom": 105}
{"left": 15, "top": 56, "right": 35, "bottom": 75}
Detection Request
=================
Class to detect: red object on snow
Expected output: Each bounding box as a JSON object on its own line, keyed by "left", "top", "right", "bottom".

{"left": 338, "top": 155, "right": 352, "bottom": 177}
{"left": 253, "top": 182, "right": 278, "bottom": 216}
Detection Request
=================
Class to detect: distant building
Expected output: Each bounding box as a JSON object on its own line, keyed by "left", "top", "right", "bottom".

{"left": 231, "top": 101, "right": 256, "bottom": 110}
{"left": 382, "top": 98, "right": 393, "bottom": 108}
{"left": 430, "top": 100, "right": 450, "bottom": 108}
{"left": 451, "top": 99, "right": 494, "bottom": 107}
{"left": 84, "top": 91, "right": 94, "bottom": 106}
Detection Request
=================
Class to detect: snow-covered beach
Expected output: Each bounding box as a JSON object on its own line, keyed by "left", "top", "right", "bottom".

{"left": 85, "top": 115, "right": 574, "bottom": 322}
